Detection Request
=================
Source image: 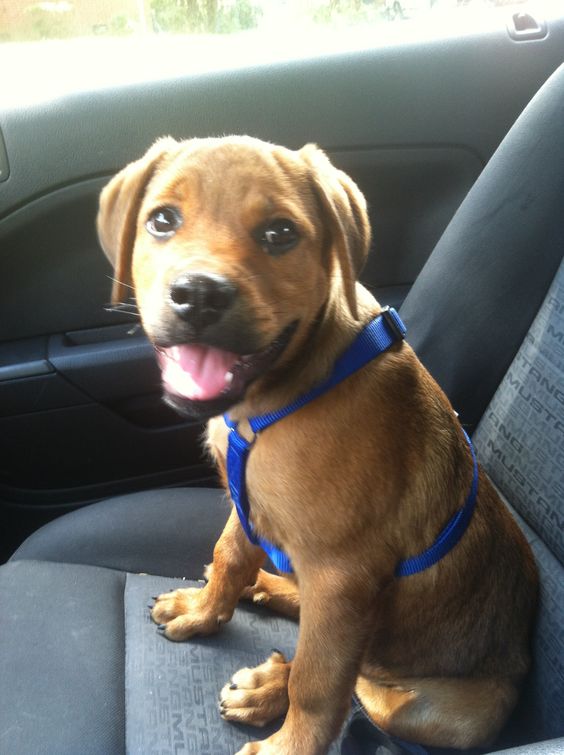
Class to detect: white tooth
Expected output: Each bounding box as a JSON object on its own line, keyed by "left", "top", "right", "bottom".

{"left": 225, "top": 371, "right": 233, "bottom": 385}
{"left": 171, "top": 346, "right": 181, "bottom": 361}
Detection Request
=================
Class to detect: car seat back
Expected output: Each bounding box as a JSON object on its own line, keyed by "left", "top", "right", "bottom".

{"left": 474, "top": 260, "right": 564, "bottom": 745}
{"left": 401, "top": 62, "right": 564, "bottom": 748}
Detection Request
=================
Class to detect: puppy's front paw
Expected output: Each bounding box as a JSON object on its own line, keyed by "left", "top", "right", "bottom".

{"left": 150, "top": 586, "right": 228, "bottom": 641}
{"left": 220, "top": 650, "right": 290, "bottom": 728}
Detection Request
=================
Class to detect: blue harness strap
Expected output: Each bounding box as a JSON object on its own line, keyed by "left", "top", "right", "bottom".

{"left": 225, "top": 413, "right": 294, "bottom": 572}
{"left": 224, "top": 307, "right": 478, "bottom": 577}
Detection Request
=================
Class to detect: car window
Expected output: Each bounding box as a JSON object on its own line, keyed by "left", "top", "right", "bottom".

{"left": 0, "top": 0, "right": 543, "bottom": 44}
{"left": 0, "top": 0, "right": 558, "bottom": 107}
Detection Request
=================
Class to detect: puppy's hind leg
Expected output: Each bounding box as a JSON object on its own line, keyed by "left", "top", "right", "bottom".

{"left": 240, "top": 569, "right": 300, "bottom": 619}
{"left": 355, "top": 674, "right": 519, "bottom": 750}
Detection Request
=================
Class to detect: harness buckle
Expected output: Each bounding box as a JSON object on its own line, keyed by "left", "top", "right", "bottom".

{"left": 381, "top": 306, "right": 407, "bottom": 341}
{"left": 225, "top": 415, "right": 257, "bottom": 447}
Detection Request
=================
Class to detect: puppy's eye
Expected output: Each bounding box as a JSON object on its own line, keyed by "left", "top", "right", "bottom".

{"left": 258, "top": 219, "right": 299, "bottom": 255}
{"left": 146, "top": 207, "right": 182, "bottom": 238}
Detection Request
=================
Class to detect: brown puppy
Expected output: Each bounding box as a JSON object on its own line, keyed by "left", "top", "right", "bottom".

{"left": 98, "top": 136, "right": 538, "bottom": 755}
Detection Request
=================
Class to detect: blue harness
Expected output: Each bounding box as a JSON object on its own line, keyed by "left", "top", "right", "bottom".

{"left": 224, "top": 307, "right": 478, "bottom": 575}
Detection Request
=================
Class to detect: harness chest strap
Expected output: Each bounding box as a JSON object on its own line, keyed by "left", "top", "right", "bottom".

{"left": 223, "top": 307, "right": 478, "bottom": 575}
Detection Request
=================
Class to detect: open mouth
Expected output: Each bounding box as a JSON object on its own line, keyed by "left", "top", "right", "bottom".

{"left": 155, "top": 321, "right": 298, "bottom": 417}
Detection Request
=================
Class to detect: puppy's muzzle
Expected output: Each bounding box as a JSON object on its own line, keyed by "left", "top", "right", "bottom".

{"left": 169, "top": 272, "right": 237, "bottom": 332}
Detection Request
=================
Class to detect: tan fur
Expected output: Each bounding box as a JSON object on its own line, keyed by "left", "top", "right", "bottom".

{"left": 241, "top": 569, "right": 300, "bottom": 619}
{"left": 98, "top": 136, "right": 538, "bottom": 755}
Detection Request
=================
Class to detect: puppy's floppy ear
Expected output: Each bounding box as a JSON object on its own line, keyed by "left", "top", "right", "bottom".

{"left": 299, "top": 144, "right": 371, "bottom": 320}
{"left": 97, "top": 137, "right": 177, "bottom": 304}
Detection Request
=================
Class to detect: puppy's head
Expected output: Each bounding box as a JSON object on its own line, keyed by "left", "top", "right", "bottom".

{"left": 97, "top": 136, "right": 370, "bottom": 419}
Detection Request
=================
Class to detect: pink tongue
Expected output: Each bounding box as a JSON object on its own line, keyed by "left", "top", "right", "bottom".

{"left": 157, "top": 344, "right": 239, "bottom": 401}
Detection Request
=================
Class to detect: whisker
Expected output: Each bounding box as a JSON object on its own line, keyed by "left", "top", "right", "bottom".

{"left": 106, "top": 275, "right": 135, "bottom": 291}
{"left": 104, "top": 303, "right": 141, "bottom": 317}
{"left": 108, "top": 299, "right": 139, "bottom": 309}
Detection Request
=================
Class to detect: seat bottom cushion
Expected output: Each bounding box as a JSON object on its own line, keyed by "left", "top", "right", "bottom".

{"left": 5, "top": 486, "right": 561, "bottom": 753}
{"left": 0, "top": 558, "right": 340, "bottom": 754}
{"left": 124, "top": 573, "right": 313, "bottom": 754}
{"left": 0, "top": 559, "right": 126, "bottom": 755}
{"left": 10, "top": 487, "right": 230, "bottom": 578}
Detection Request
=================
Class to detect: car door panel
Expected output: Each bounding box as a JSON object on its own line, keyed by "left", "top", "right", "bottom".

{"left": 330, "top": 146, "right": 482, "bottom": 291}
{"left": 1, "top": 403, "right": 208, "bottom": 503}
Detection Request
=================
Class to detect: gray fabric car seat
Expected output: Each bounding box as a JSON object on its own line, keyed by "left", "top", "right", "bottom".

{"left": 473, "top": 264, "right": 564, "bottom": 745}
{"left": 2, "top": 63, "right": 564, "bottom": 755}
{"left": 399, "top": 59, "right": 564, "bottom": 750}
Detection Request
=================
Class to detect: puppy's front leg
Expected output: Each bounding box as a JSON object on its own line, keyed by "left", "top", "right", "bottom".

{"left": 238, "top": 563, "right": 374, "bottom": 755}
{"left": 151, "top": 507, "right": 265, "bottom": 641}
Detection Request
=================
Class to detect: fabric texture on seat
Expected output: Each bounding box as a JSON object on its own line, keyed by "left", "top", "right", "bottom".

{"left": 493, "top": 505, "right": 564, "bottom": 747}
{"left": 0, "top": 560, "right": 125, "bottom": 755}
{"left": 124, "top": 574, "right": 345, "bottom": 754}
{"left": 474, "top": 259, "right": 564, "bottom": 562}
{"left": 473, "top": 259, "right": 564, "bottom": 745}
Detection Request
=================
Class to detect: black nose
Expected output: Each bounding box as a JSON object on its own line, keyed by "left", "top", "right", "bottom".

{"left": 169, "top": 273, "right": 237, "bottom": 330}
